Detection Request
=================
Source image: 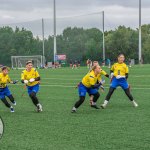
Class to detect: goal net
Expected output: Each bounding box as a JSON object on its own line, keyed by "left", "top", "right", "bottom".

{"left": 11, "top": 55, "right": 45, "bottom": 69}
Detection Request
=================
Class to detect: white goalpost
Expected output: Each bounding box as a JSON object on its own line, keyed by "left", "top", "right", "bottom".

{"left": 11, "top": 55, "right": 45, "bottom": 69}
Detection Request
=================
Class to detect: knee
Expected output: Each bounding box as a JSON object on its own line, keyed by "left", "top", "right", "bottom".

{"left": 80, "top": 96, "right": 85, "bottom": 103}
{"left": 94, "top": 92, "right": 100, "bottom": 99}
{"left": 29, "top": 92, "right": 36, "bottom": 98}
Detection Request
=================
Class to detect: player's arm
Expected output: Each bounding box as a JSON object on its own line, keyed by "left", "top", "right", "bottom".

{"left": 89, "top": 76, "right": 104, "bottom": 89}
{"left": 34, "top": 70, "right": 40, "bottom": 81}
{"left": 7, "top": 76, "right": 18, "bottom": 84}
{"left": 101, "top": 70, "right": 109, "bottom": 78}
{"left": 21, "top": 71, "right": 28, "bottom": 84}
{"left": 125, "top": 65, "right": 129, "bottom": 79}
{"left": 29, "top": 70, "right": 41, "bottom": 82}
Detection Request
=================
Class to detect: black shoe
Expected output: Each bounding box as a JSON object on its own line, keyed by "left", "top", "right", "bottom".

{"left": 91, "top": 105, "right": 100, "bottom": 109}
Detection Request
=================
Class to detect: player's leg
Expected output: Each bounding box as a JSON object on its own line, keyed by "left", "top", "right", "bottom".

{"left": 101, "top": 87, "right": 115, "bottom": 108}
{"left": 89, "top": 95, "right": 94, "bottom": 106}
{"left": 28, "top": 84, "right": 42, "bottom": 112}
{"left": 121, "top": 80, "right": 138, "bottom": 107}
{"left": 71, "top": 83, "right": 87, "bottom": 113}
{"left": 1, "top": 98, "right": 14, "bottom": 112}
{"left": 4, "top": 86, "right": 16, "bottom": 105}
{"left": 0, "top": 89, "right": 14, "bottom": 112}
{"left": 101, "top": 77, "right": 118, "bottom": 108}
{"left": 88, "top": 88, "right": 100, "bottom": 109}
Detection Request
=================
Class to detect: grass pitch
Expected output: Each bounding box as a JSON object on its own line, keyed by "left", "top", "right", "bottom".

{"left": 0, "top": 65, "right": 150, "bottom": 150}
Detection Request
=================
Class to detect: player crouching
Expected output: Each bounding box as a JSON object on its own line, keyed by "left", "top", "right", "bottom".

{"left": 71, "top": 65, "right": 103, "bottom": 113}
{"left": 21, "top": 61, "right": 42, "bottom": 112}
{"left": 0, "top": 66, "right": 17, "bottom": 112}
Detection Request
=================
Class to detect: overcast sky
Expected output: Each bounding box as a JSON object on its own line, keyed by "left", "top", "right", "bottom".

{"left": 0, "top": 0, "right": 150, "bottom": 37}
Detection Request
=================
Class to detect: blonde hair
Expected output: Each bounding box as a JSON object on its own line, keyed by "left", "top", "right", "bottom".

{"left": 91, "top": 65, "right": 100, "bottom": 71}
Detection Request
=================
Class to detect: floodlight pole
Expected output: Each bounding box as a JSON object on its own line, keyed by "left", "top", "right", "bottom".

{"left": 53, "top": 0, "right": 57, "bottom": 64}
{"left": 102, "top": 11, "right": 105, "bottom": 62}
{"left": 139, "top": 0, "right": 142, "bottom": 64}
{"left": 42, "top": 18, "right": 45, "bottom": 66}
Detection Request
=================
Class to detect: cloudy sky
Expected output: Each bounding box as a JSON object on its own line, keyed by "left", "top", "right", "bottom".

{"left": 0, "top": 0, "right": 150, "bottom": 37}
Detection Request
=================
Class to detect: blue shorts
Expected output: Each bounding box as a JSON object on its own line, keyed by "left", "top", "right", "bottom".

{"left": 78, "top": 83, "right": 98, "bottom": 97}
{"left": 0, "top": 86, "right": 11, "bottom": 99}
{"left": 110, "top": 77, "right": 129, "bottom": 90}
{"left": 27, "top": 84, "right": 40, "bottom": 95}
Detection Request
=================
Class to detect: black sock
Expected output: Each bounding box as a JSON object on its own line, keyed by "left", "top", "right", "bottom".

{"left": 105, "top": 87, "right": 115, "bottom": 101}
{"left": 74, "top": 96, "right": 85, "bottom": 108}
{"left": 7, "top": 94, "right": 15, "bottom": 103}
{"left": 124, "top": 88, "right": 134, "bottom": 101}
{"left": 93, "top": 92, "right": 100, "bottom": 103}
{"left": 29, "top": 92, "right": 39, "bottom": 106}
{"left": 1, "top": 98, "right": 11, "bottom": 108}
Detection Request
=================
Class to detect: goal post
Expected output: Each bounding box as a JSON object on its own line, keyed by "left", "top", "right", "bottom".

{"left": 11, "top": 55, "right": 45, "bottom": 69}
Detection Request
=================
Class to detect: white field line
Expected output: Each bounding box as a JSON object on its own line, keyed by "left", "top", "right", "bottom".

{"left": 10, "top": 84, "right": 150, "bottom": 90}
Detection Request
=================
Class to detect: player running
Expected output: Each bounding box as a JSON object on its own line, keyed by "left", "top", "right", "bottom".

{"left": 71, "top": 65, "right": 103, "bottom": 113}
{"left": 21, "top": 61, "right": 42, "bottom": 112}
{"left": 0, "top": 66, "right": 17, "bottom": 112}
{"left": 101, "top": 54, "right": 138, "bottom": 108}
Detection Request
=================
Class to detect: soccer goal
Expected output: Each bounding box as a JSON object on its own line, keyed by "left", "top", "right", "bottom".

{"left": 11, "top": 55, "right": 45, "bottom": 69}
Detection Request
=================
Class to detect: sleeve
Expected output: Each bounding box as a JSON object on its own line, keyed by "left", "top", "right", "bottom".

{"left": 35, "top": 70, "right": 40, "bottom": 78}
{"left": 101, "top": 70, "right": 107, "bottom": 76}
{"left": 110, "top": 64, "right": 114, "bottom": 72}
{"left": 7, "top": 75, "right": 11, "bottom": 83}
{"left": 21, "top": 71, "right": 25, "bottom": 80}
{"left": 125, "top": 65, "right": 129, "bottom": 74}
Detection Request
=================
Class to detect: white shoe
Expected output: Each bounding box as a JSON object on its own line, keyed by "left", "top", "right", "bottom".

{"left": 101, "top": 100, "right": 108, "bottom": 109}
{"left": 10, "top": 107, "right": 15, "bottom": 112}
{"left": 101, "top": 103, "right": 107, "bottom": 109}
{"left": 12, "top": 101, "right": 16, "bottom": 106}
{"left": 37, "top": 104, "right": 43, "bottom": 112}
{"left": 132, "top": 100, "right": 138, "bottom": 107}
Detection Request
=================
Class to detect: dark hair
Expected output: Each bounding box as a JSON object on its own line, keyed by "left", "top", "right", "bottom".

{"left": 118, "top": 54, "right": 125, "bottom": 58}
{"left": 26, "top": 61, "right": 32, "bottom": 65}
{"left": 1, "top": 66, "right": 8, "bottom": 71}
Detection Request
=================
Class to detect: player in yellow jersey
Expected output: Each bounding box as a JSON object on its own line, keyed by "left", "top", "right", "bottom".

{"left": 101, "top": 54, "right": 138, "bottom": 108}
{"left": 0, "top": 66, "right": 18, "bottom": 112}
{"left": 71, "top": 65, "right": 103, "bottom": 113}
{"left": 89, "top": 61, "right": 109, "bottom": 105}
{"left": 21, "top": 61, "right": 42, "bottom": 112}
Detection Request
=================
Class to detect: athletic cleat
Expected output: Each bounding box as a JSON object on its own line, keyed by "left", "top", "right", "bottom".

{"left": 101, "top": 104, "right": 107, "bottom": 109}
{"left": 12, "top": 101, "right": 16, "bottom": 106}
{"left": 71, "top": 109, "right": 76, "bottom": 113}
{"left": 91, "top": 105, "right": 100, "bottom": 109}
{"left": 71, "top": 107, "right": 77, "bottom": 113}
{"left": 10, "top": 107, "right": 14, "bottom": 112}
{"left": 37, "top": 104, "right": 43, "bottom": 112}
{"left": 132, "top": 100, "right": 138, "bottom": 107}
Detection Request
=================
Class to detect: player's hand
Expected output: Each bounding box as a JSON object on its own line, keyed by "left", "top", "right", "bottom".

{"left": 29, "top": 78, "right": 35, "bottom": 82}
{"left": 100, "top": 79, "right": 105, "bottom": 85}
{"left": 110, "top": 73, "right": 114, "bottom": 79}
{"left": 24, "top": 80, "right": 28, "bottom": 84}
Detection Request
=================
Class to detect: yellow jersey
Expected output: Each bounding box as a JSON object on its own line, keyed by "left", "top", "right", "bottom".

{"left": 82, "top": 70, "right": 99, "bottom": 88}
{"left": 97, "top": 70, "right": 107, "bottom": 82}
{"left": 0, "top": 73, "right": 11, "bottom": 88}
{"left": 111, "top": 63, "right": 129, "bottom": 77}
{"left": 21, "top": 68, "right": 40, "bottom": 86}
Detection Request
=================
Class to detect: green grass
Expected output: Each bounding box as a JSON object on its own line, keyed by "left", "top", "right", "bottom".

{"left": 0, "top": 65, "right": 150, "bottom": 150}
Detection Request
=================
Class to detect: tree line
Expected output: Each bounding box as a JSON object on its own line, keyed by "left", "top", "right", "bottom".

{"left": 0, "top": 25, "right": 150, "bottom": 66}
